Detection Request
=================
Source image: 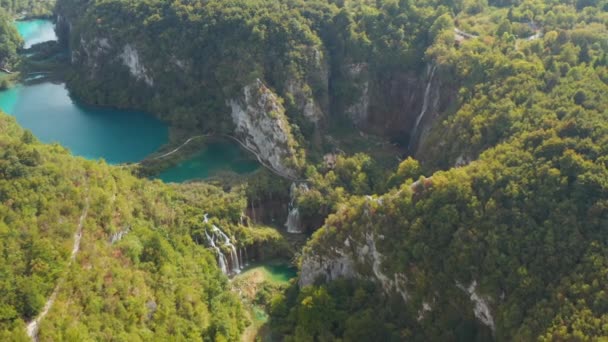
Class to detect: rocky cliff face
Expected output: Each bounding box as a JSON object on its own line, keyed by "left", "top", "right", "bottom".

{"left": 339, "top": 62, "right": 455, "bottom": 154}
{"left": 299, "top": 195, "right": 495, "bottom": 333}
{"left": 299, "top": 230, "right": 409, "bottom": 302}
{"left": 228, "top": 79, "right": 303, "bottom": 178}
{"left": 299, "top": 197, "right": 409, "bottom": 303}
{"left": 119, "top": 44, "right": 154, "bottom": 86}
{"left": 67, "top": 31, "right": 155, "bottom": 88}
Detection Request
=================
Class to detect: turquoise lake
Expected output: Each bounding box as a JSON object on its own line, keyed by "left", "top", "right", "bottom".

{"left": 3, "top": 19, "right": 259, "bottom": 177}
{"left": 0, "top": 82, "right": 168, "bottom": 164}
{"left": 15, "top": 19, "right": 57, "bottom": 48}
{"left": 157, "top": 141, "right": 260, "bottom": 182}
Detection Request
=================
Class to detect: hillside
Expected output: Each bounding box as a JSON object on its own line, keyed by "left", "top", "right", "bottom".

{"left": 0, "top": 111, "right": 289, "bottom": 340}
{"left": 0, "top": 0, "right": 607, "bottom": 340}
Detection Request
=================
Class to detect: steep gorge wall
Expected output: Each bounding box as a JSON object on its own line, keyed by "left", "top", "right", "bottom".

{"left": 298, "top": 194, "right": 495, "bottom": 335}
{"left": 337, "top": 62, "right": 457, "bottom": 153}
{"left": 55, "top": 4, "right": 329, "bottom": 176}
{"left": 55, "top": 1, "right": 458, "bottom": 166}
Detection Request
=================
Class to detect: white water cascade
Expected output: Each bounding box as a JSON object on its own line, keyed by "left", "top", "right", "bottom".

{"left": 205, "top": 230, "right": 228, "bottom": 274}
{"left": 285, "top": 182, "right": 305, "bottom": 234}
{"left": 212, "top": 225, "right": 241, "bottom": 273}
{"left": 239, "top": 248, "right": 246, "bottom": 269}
{"left": 410, "top": 64, "right": 437, "bottom": 145}
{"left": 203, "top": 213, "right": 243, "bottom": 275}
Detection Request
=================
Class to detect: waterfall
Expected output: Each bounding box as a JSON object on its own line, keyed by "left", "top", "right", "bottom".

{"left": 205, "top": 231, "right": 228, "bottom": 274}
{"left": 212, "top": 224, "right": 240, "bottom": 274}
{"left": 410, "top": 64, "right": 437, "bottom": 145}
{"left": 285, "top": 208, "right": 301, "bottom": 233}
{"left": 285, "top": 182, "right": 304, "bottom": 234}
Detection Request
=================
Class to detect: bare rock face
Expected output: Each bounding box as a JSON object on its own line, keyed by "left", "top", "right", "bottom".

{"left": 299, "top": 195, "right": 496, "bottom": 331}
{"left": 299, "top": 249, "right": 356, "bottom": 286}
{"left": 71, "top": 36, "right": 111, "bottom": 68}
{"left": 344, "top": 63, "right": 371, "bottom": 125}
{"left": 339, "top": 63, "right": 455, "bottom": 156}
{"left": 69, "top": 34, "right": 155, "bottom": 88}
{"left": 119, "top": 44, "right": 154, "bottom": 86}
{"left": 299, "top": 230, "right": 410, "bottom": 303}
{"left": 228, "top": 79, "right": 302, "bottom": 179}
{"left": 457, "top": 280, "right": 496, "bottom": 333}
{"left": 299, "top": 197, "right": 411, "bottom": 302}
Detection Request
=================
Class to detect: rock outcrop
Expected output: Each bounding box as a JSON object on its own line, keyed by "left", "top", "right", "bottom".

{"left": 229, "top": 79, "right": 303, "bottom": 179}
{"left": 299, "top": 230, "right": 409, "bottom": 302}
{"left": 457, "top": 280, "right": 496, "bottom": 333}
{"left": 344, "top": 63, "right": 370, "bottom": 125}
{"left": 339, "top": 62, "right": 454, "bottom": 154}
{"left": 299, "top": 197, "right": 409, "bottom": 303}
{"left": 119, "top": 44, "right": 153, "bottom": 86}
{"left": 299, "top": 195, "right": 495, "bottom": 331}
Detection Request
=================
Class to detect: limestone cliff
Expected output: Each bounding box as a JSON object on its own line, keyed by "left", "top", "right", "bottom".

{"left": 228, "top": 79, "right": 303, "bottom": 179}
{"left": 298, "top": 194, "right": 495, "bottom": 333}
{"left": 338, "top": 62, "right": 455, "bottom": 154}
{"left": 55, "top": 4, "right": 329, "bottom": 135}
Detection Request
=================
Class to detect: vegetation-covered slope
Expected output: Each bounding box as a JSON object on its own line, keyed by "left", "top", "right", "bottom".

{"left": 0, "top": 0, "right": 55, "bottom": 17}
{"left": 1, "top": 0, "right": 607, "bottom": 340}
{"left": 0, "top": 8, "right": 22, "bottom": 71}
{"left": 276, "top": 0, "right": 608, "bottom": 340}
{"left": 0, "top": 112, "right": 261, "bottom": 341}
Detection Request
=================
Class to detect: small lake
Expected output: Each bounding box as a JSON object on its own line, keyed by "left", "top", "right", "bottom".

{"left": 157, "top": 141, "right": 259, "bottom": 182}
{"left": 0, "top": 82, "right": 168, "bottom": 164}
{"left": 15, "top": 19, "right": 57, "bottom": 48}
{"left": 6, "top": 18, "right": 259, "bottom": 176}
{"left": 237, "top": 262, "right": 297, "bottom": 285}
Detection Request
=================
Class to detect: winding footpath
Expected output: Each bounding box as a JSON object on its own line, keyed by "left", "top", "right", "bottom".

{"left": 152, "top": 135, "right": 208, "bottom": 160}
{"left": 152, "top": 133, "right": 307, "bottom": 182}
{"left": 220, "top": 134, "right": 305, "bottom": 182}
{"left": 26, "top": 192, "right": 90, "bottom": 341}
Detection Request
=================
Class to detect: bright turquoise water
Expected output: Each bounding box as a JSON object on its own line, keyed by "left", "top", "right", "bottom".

{"left": 263, "top": 263, "right": 298, "bottom": 283}
{"left": 15, "top": 19, "right": 57, "bottom": 48}
{"left": 7, "top": 19, "right": 259, "bottom": 177}
{"left": 238, "top": 262, "right": 298, "bottom": 284}
{"left": 0, "top": 82, "right": 168, "bottom": 164}
{"left": 158, "top": 141, "right": 259, "bottom": 182}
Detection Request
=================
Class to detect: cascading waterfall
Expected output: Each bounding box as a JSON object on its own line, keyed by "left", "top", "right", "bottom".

{"left": 205, "top": 231, "right": 228, "bottom": 274}
{"left": 285, "top": 182, "right": 304, "bottom": 234}
{"left": 212, "top": 224, "right": 241, "bottom": 274}
{"left": 410, "top": 64, "right": 437, "bottom": 145}
{"left": 203, "top": 213, "right": 242, "bottom": 275}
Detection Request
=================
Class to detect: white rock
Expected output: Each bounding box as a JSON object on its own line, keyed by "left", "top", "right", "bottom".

{"left": 228, "top": 79, "right": 300, "bottom": 178}
{"left": 456, "top": 280, "right": 496, "bottom": 333}
{"left": 120, "top": 44, "right": 153, "bottom": 86}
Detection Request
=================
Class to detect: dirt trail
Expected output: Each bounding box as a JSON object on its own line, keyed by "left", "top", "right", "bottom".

{"left": 26, "top": 193, "right": 90, "bottom": 341}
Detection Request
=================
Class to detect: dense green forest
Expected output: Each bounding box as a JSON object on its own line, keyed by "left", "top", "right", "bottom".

{"left": 267, "top": 0, "right": 608, "bottom": 340}
{"left": 0, "top": 0, "right": 607, "bottom": 340}
{"left": 0, "top": 8, "right": 21, "bottom": 70}
{"left": 0, "top": 110, "right": 296, "bottom": 340}
{"left": 0, "top": 0, "right": 55, "bottom": 17}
